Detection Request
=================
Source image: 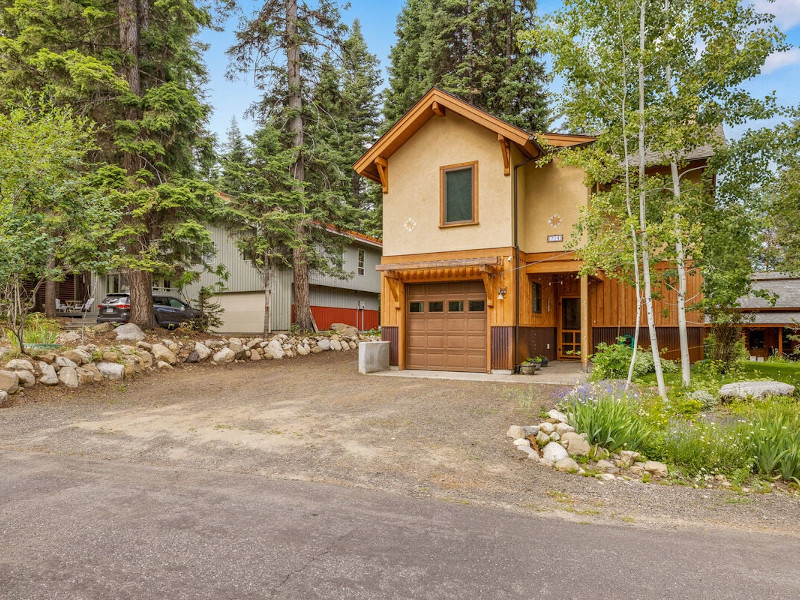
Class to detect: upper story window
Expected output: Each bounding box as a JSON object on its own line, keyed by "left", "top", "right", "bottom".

{"left": 532, "top": 281, "right": 543, "bottom": 314}
{"left": 357, "top": 248, "right": 365, "bottom": 276}
{"left": 440, "top": 161, "right": 478, "bottom": 227}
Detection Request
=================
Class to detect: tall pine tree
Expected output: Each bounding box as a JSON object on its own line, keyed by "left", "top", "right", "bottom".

{"left": 0, "top": 0, "right": 219, "bottom": 328}
{"left": 384, "top": 0, "right": 549, "bottom": 131}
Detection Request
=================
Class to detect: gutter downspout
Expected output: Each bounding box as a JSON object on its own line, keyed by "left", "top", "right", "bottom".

{"left": 513, "top": 150, "right": 539, "bottom": 373}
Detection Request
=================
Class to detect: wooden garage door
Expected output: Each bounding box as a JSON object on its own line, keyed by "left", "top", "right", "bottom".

{"left": 406, "top": 281, "right": 487, "bottom": 372}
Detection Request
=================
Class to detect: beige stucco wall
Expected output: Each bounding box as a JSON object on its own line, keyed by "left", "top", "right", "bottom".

{"left": 382, "top": 113, "right": 513, "bottom": 256}
{"left": 519, "top": 157, "right": 589, "bottom": 254}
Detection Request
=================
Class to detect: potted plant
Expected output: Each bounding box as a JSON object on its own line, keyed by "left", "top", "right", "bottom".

{"left": 520, "top": 357, "right": 541, "bottom": 375}
{"left": 535, "top": 355, "right": 549, "bottom": 367}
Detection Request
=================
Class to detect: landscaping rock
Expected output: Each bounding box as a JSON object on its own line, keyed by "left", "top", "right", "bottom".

{"left": 185, "top": 351, "right": 199, "bottom": 364}
{"left": 619, "top": 450, "right": 641, "bottom": 468}
{"left": 138, "top": 350, "right": 153, "bottom": 369}
{"left": 16, "top": 370, "right": 36, "bottom": 388}
{"left": 535, "top": 431, "right": 551, "bottom": 447}
{"left": 555, "top": 423, "right": 575, "bottom": 436}
{"left": 596, "top": 473, "right": 616, "bottom": 482}
{"left": 58, "top": 366, "right": 79, "bottom": 389}
{"left": 62, "top": 349, "right": 90, "bottom": 365}
{"left": 0, "top": 390, "right": 9, "bottom": 408}
{"left": 59, "top": 331, "right": 82, "bottom": 345}
{"left": 522, "top": 425, "right": 540, "bottom": 436}
{"left": 96, "top": 362, "right": 125, "bottom": 380}
{"left": 76, "top": 367, "right": 96, "bottom": 385}
{"left": 151, "top": 343, "right": 177, "bottom": 365}
{"left": 644, "top": 461, "right": 668, "bottom": 478}
{"left": 82, "top": 363, "right": 103, "bottom": 382}
{"left": 194, "top": 342, "right": 212, "bottom": 361}
{"left": 0, "top": 370, "right": 20, "bottom": 394}
{"left": 517, "top": 445, "right": 539, "bottom": 458}
{"left": 330, "top": 339, "right": 343, "bottom": 352}
{"left": 718, "top": 381, "right": 795, "bottom": 401}
{"left": 547, "top": 409, "right": 569, "bottom": 423}
{"left": 596, "top": 460, "right": 620, "bottom": 474}
{"left": 317, "top": 339, "right": 331, "bottom": 351}
{"left": 93, "top": 322, "right": 114, "bottom": 333}
{"left": 560, "top": 432, "right": 591, "bottom": 456}
{"left": 228, "top": 338, "right": 245, "bottom": 358}
{"left": 513, "top": 438, "right": 531, "bottom": 448}
{"left": 114, "top": 323, "right": 146, "bottom": 341}
{"left": 542, "top": 441, "right": 569, "bottom": 463}
{"left": 555, "top": 457, "right": 580, "bottom": 473}
{"left": 331, "top": 322, "right": 358, "bottom": 337}
{"left": 102, "top": 352, "right": 119, "bottom": 363}
{"left": 56, "top": 356, "right": 78, "bottom": 369}
{"left": 539, "top": 422, "right": 555, "bottom": 435}
{"left": 4, "top": 358, "right": 35, "bottom": 372}
{"left": 156, "top": 361, "right": 173, "bottom": 370}
{"left": 38, "top": 363, "right": 58, "bottom": 386}
{"left": 213, "top": 347, "right": 235, "bottom": 364}
{"left": 266, "top": 339, "right": 285, "bottom": 360}
{"left": 507, "top": 425, "right": 526, "bottom": 439}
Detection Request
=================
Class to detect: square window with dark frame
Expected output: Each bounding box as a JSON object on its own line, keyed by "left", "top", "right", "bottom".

{"left": 440, "top": 162, "right": 478, "bottom": 226}
{"left": 357, "top": 248, "right": 365, "bottom": 276}
{"left": 409, "top": 301, "right": 424, "bottom": 313}
{"left": 429, "top": 301, "right": 444, "bottom": 312}
{"left": 531, "top": 281, "right": 543, "bottom": 314}
{"left": 468, "top": 300, "right": 485, "bottom": 312}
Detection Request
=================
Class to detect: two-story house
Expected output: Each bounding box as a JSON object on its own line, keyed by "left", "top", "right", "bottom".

{"left": 355, "top": 88, "right": 705, "bottom": 373}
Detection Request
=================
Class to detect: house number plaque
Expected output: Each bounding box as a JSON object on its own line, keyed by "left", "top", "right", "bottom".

{"left": 547, "top": 234, "right": 563, "bottom": 243}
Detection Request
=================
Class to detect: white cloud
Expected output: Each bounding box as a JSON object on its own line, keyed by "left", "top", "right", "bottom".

{"left": 763, "top": 47, "right": 800, "bottom": 73}
{"left": 755, "top": 0, "right": 800, "bottom": 31}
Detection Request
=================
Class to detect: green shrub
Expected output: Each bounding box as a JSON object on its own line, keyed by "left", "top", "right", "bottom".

{"left": 590, "top": 341, "right": 679, "bottom": 381}
{"left": 749, "top": 409, "right": 800, "bottom": 481}
{"left": 6, "top": 312, "right": 61, "bottom": 350}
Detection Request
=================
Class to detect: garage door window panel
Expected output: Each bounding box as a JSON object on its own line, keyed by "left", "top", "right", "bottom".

{"left": 448, "top": 301, "right": 464, "bottom": 312}
{"left": 429, "top": 301, "right": 444, "bottom": 312}
{"left": 440, "top": 162, "right": 478, "bottom": 227}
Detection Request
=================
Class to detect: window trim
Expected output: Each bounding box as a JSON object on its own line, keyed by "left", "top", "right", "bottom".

{"left": 439, "top": 161, "right": 479, "bottom": 228}
{"left": 531, "top": 280, "right": 543, "bottom": 314}
{"left": 357, "top": 248, "right": 365, "bottom": 276}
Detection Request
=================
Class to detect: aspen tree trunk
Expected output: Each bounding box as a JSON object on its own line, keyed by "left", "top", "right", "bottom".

{"left": 664, "top": 0, "right": 691, "bottom": 386}
{"left": 617, "top": 9, "right": 642, "bottom": 386}
{"left": 638, "top": 0, "right": 667, "bottom": 399}
{"left": 263, "top": 252, "right": 272, "bottom": 336}
{"left": 119, "top": 0, "right": 155, "bottom": 329}
{"left": 286, "top": 0, "right": 313, "bottom": 332}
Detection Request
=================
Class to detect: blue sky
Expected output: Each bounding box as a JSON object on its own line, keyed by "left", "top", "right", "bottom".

{"left": 200, "top": 0, "right": 800, "bottom": 142}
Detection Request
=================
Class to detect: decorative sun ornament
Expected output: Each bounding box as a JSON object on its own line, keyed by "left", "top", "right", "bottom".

{"left": 404, "top": 218, "right": 417, "bottom": 232}
{"left": 547, "top": 214, "right": 562, "bottom": 229}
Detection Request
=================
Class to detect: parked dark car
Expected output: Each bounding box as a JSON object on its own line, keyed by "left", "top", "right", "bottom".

{"left": 97, "top": 293, "right": 199, "bottom": 328}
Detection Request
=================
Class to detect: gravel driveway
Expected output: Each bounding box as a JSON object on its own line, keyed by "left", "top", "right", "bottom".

{"left": 1, "top": 352, "right": 798, "bottom": 535}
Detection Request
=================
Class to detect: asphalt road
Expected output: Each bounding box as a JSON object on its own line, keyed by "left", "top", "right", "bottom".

{"left": 1, "top": 451, "right": 798, "bottom": 599}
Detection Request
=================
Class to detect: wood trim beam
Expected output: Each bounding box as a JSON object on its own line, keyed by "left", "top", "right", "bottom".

{"left": 498, "top": 134, "right": 511, "bottom": 176}
{"left": 384, "top": 273, "right": 402, "bottom": 310}
{"left": 431, "top": 101, "right": 446, "bottom": 117}
{"left": 375, "top": 157, "right": 388, "bottom": 194}
{"left": 480, "top": 266, "right": 495, "bottom": 308}
{"left": 377, "top": 256, "right": 502, "bottom": 272}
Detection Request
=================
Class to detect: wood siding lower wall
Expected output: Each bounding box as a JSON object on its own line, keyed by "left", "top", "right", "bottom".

{"left": 382, "top": 326, "right": 399, "bottom": 366}
{"left": 592, "top": 327, "right": 705, "bottom": 363}
{"left": 519, "top": 327, "right": 557, "bottom": 362}
{"left": 491, "top": 326, "right": 514, "bottom": 371}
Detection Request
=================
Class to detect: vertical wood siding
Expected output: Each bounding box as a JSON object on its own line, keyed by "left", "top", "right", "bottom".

{"left": 591, "top": 327, "right": 705, "bottom": 362}
{"left": 491, "top": 326, "right": 515, "bottom": 370}
{"left": 382, "top": 326, "right": 399, "bottom": 366}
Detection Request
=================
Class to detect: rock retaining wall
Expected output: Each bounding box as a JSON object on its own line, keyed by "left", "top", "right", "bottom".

{"left": 0, "top": 324, "right": 378, "bottom": 407}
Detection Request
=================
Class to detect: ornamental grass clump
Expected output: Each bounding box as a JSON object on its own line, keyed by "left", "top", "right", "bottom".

{"left": 749, "top": 409, "right": 800, "bottom": 482}
{"left": 562, "top": 391, "right": 653, "bottom": 454}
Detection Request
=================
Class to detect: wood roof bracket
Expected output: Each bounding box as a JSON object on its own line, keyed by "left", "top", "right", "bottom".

{"left": 375, "top": 157, "right": 388, "bottom": 194}
{"left": 432, "top": 101, "right": 446, "bottom": 117}
{"left": 384, "top": 272, "right": 402, "bottom": 310}
{"left": 480, "top": 265, "right": 496, "bottom": 308}
{"left": 498, "top": 134, "right": 511, "bottom": 176}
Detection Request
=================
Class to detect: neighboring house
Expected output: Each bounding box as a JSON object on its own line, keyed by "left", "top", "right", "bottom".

{"left": 737, "top": 273, "right": 800, "bottom": 359}
{"left": 354, "top": 88, "right": 707, "bottom": 373}
{"left": 87, "top": 225, "right": 382, "bottom": 333}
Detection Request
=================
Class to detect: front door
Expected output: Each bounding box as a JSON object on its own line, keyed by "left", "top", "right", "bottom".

{"left": 559, "top": 297, "right": 581, "bottom": 359}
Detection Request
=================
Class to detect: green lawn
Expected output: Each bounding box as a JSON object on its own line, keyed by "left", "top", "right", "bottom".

{"left": 636, "top": 359, "right": 800, "bottom": 389}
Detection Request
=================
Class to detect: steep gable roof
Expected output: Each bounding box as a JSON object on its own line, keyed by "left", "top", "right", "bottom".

{"left": 354, "top": 88, "right": 546, "bottom": 184}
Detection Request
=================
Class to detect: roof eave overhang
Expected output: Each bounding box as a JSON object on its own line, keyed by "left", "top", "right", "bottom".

{"left": 354, "top": 88, "right": 540, "bottom": 184}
